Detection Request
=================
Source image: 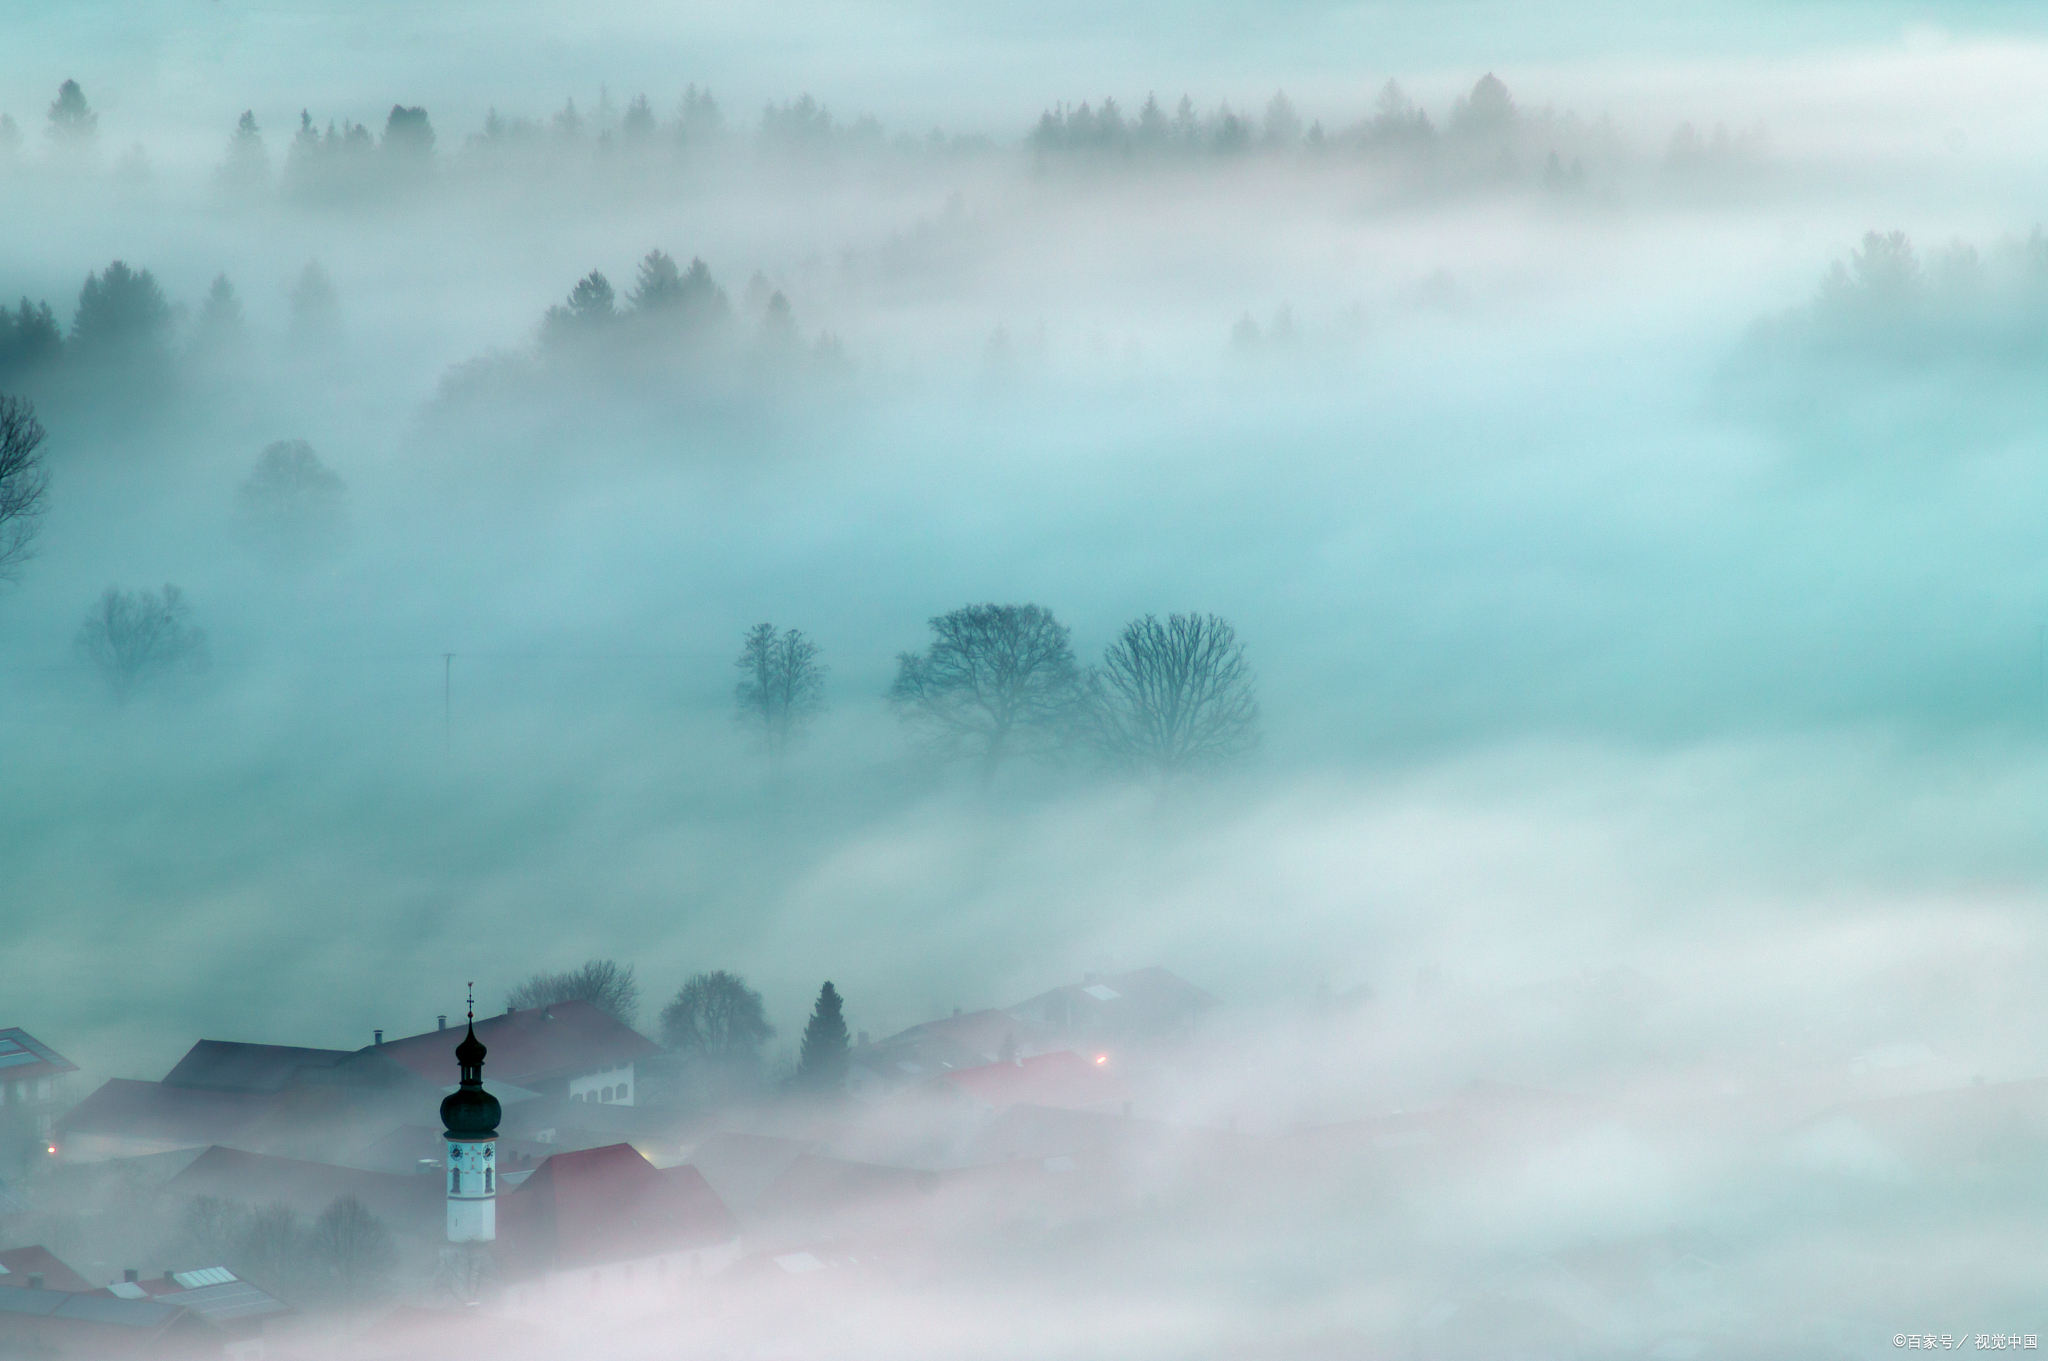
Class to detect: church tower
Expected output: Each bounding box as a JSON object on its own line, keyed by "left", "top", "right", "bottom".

{"left": 441, "top": 987, "right": 501, "bottom": 1243}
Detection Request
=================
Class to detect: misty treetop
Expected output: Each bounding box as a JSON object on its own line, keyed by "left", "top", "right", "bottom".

{"left": 1024, "top": 74, "right": 1620, "bottom": 195}
{"left": 71, "top": 261, "right": 176, "bottom": 366}
{"left": 75, "top": 583, "right": 208, "bottom": 704}
{"left": 506, "top": 958, "right": 642, "bottom": 1028}
{"left": 891, "top": 603, "right": 1083, "bottom": 780}
{"left": 435, "top": 250, "right": 841, "bottom": 415}
{"left": 795, "top": 981, "right": 850, "bottom": 1091}
{"left": 0, "top": 256, "right": 311, "bottom": 410}
{"left": 735, "top": 623, "right": 828, "bottom": 759}
{"left": 235, "top": 440, "right": 349, "bottom": 563}
{"left": 660, "top": 971, "right": 776, "bottom": 1101}
{"left": 1727, "top": 226, "right": 2048, "bottom": 420}
{"left": 45, "top": 79, "right": 97, "bottom": 153}
{"left": 1086, "top": 613, "right": 1260, "bottom": 776}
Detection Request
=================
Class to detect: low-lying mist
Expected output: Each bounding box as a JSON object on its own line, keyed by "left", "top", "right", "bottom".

{"left": 4, "top": 20, "right": 2047, "bottom": 1358}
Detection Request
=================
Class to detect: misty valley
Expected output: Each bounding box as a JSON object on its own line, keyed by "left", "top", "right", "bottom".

{"left": 3, "top": 19, "right": 2047, "bottom": 1361}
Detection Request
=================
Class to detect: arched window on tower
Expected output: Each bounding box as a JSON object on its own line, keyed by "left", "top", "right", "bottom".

{"left": 450, "top": 1167, "right": 460, "bottom": 1194}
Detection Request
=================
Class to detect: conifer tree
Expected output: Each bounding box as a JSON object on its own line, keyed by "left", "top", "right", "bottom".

{"left": 796, "top": 982, "right": 850, "bottom": 1091}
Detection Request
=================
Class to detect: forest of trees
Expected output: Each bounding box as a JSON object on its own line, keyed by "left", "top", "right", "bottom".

{"left": 1736, "top": 226, "right": 2048, "bottom": 375}
{"left": 0, "top": 71, "right": 1689, "bottom": 211}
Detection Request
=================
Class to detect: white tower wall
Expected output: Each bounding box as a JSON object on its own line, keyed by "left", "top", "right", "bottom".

{"left": 446, "top": 1136, "right": 498, "bottom": 1242}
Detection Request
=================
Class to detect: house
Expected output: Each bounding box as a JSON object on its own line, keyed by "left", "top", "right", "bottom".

{"left": 847, "top": 1008, "right": 1058, "bottom": 1100}
{"left": 496, "top": 1094, "right": 708, "bottom": 1162}
{"left": 354, "top": 1003, "right": 660, "bottom": 1107}
{"left": 54, "top": 1081, "right": 273, "bottom": 1163}
{"left": 164, "top": 1146, "right": 442, "bottom": 1241}
{"left": 108, "top": 1268, "right": 290, "bottom": 1359}
{"left": 160, "top": 1042, "right": 354, "bottom": 1095}
{"left": 931, "top": 1051, "right": 1132, "bottom": 1116}
{"left": 495, "top": 1143, "right": 740, "bottom": 1309}
{"left": 54, "top": 1075, "right": 441, "bottom": 1168}
{"left": 0, "top": 1281, "right": 228, "bottom": 1358}
{"left": 1000, "top": 967, "right": 1218, "bottom": 1049}
{"left": 0, "top": 1246, "right": 96, "bottom": 1292}
{"left": 0, "top": 1029, "right": 81, "bottom": 1137}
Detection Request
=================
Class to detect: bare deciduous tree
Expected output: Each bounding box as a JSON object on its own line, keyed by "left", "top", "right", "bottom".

{"left": 0, "top": 396, "right": 48, "bottom": 583}
{"left": 1086, "top": 613, "right": 1259, "bottom": 775}
{"left": 308, "top": 1194, "right": 397, "bottom": 1306}
{"left": 505, "top": 958, "right": 640, "bottom": 1028}
{"left": 659, "top": 970, "right": 774, "bottom": 1071}
{"left": 76, "top": 584, "right": 208, "bottom": 703}
{"left": 734, "top": 622, "right": 826, "bottom": 758}
{"left": 889, "top": 603, "right": 1080, "bottom": 780}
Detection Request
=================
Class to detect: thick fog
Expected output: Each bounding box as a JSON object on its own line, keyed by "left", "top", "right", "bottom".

{"left": 4, "top": 5, "right": 2048, "bottom": 1357}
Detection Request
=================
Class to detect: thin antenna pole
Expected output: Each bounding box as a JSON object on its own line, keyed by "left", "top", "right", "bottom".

{"left": 443, "top": 653, "right": 454, "bottom": 757}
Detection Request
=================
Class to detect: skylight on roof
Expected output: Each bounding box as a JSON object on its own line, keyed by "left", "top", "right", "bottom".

{"left": 170, "top": 1267, "right": 236, "bottom": 1289}
{"left": 1082, "top": 984, "right": 1121, "bottom": 1001}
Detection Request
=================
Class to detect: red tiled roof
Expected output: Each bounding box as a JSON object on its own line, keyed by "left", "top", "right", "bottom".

{"left": 367, "top": 1003, "right": 660, "bottom": 1089}
{"left": 937, "top": 1051, "right": 1131, "bottom": 1113}
{"left": 499, "top": 1143, "right": 736, "bottom": 1274}
{"left": 0, "top": 1247, "right": 94, "bottom": 1292}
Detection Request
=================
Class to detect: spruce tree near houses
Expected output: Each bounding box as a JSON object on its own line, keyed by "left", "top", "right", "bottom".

{"left": 795, "top": 982, "right": 850, "bottom": 1091}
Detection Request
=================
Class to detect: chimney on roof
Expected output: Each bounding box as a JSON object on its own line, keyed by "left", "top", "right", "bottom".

{"left": 374, "top": 1029, "right": 383, "bottom": 1046}
{"left": 952, "top": 1007, "right": 961, "bottom": 1018}
{"left": 438, "top": 1015, "right": 447, "bottom": 1031}
{"left": 123, "top": 1269, "right": 137, "bottom": 1284}
{"left": 26, "top": 1274, "right": 41, "bottom": 1290}
{"left": 856, "top": 1031, "right": 868, "bottom": 1046}
{"left": 1084, "top": 971, "right": 1098, "bottom": 985}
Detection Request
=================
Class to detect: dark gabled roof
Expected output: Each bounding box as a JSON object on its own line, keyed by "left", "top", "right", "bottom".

{"left": 0, "top": 1284, "right": 181, "bottom": 1327}
{"left": 161, "top": 1041, "right": 353, "bottom": 1094}
{"left": 0, "top": 1030, "right": 78, "bottom": 1084}
{"left": 55, "top": 1079, "right": 271, "bottom": 1146}
{"left": 0, "top": 1247, "right": 94, "bottom": 1292}
{"left": 166, "top": 1146, "right": 441, "bottom": 1237}
{"left": 365, "top": 1002, "right": 661, "bottom": 1090}
{"left": 499, "top": 1143, "right": 737, "bottom": 1274}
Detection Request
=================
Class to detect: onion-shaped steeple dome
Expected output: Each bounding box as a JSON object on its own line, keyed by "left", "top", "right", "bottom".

{"left": 440, "top": 986, "right": 500, "bottom": 1138}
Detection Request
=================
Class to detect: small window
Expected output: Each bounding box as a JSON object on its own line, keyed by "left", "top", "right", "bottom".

{"left": 617, "top": 1085, "right": 630, "bottom": 1102}
{"left": 485, "top": 1168, "right": 494, "bottom": 1193}
{"left": 601, "top": 1087, "right": 614, "bottom": 1103}
{"left": 450, "top": 1168, "right": 460, "bottom": 1194}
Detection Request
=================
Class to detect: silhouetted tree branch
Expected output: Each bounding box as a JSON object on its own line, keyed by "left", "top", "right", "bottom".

{"left": 76, "top": 584, "right": 207, "bottom": 703}
{"left": 1086, "top": 613, "right": 1259, "bottom": 775}
{"left": 0, "top": 396, "right": 48, "bottom": 583}
{"left": 889, "top": 603, "right": 1080, "bottom": 780}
